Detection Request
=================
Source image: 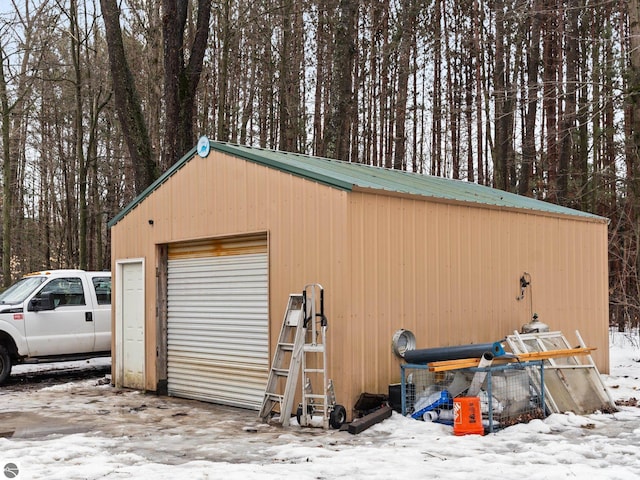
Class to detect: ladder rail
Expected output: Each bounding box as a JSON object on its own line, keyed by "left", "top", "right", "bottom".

{"left": 258, "top": 294, "right": 305, "bottom": 424}
{"left": 279, "top": 317, "right": 306, "bottom": 426}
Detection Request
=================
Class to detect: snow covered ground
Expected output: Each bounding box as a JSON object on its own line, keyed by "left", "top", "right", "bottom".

{"left": 1, "top": 330, "right": 640, "bottom": 479}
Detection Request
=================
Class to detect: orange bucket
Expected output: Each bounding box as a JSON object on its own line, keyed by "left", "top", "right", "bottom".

{"left": 453, "top": 397, "right": 484, "bottom": 436}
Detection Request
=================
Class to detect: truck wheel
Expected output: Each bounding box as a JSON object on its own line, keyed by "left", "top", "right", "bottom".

{"left": 0, "top": 345, "right": 12, "bottom": 385}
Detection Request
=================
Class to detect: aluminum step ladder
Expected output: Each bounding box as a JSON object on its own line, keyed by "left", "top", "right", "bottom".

{"left": 259, "top": 284, "right": 346, "bottom": 429}
{"left": 258, "top": 293, "right": 306, "bottom": 426}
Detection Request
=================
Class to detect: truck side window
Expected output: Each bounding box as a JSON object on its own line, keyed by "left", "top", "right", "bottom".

{"left": 92, "top": 277, "right": 111, "bottom": 305}
{"left": 39, "top": 277, "right": 86, "bottom": 307}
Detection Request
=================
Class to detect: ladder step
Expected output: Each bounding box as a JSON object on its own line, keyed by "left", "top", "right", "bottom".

{"left": 304, "top": 394, "right": 327, "bottom": 400}
{"left": 278, "top": 343, "right": 294, "bottom": 351}
{"left": 304, "top": 345, "right": 325, "bottom": 353}
{"left": 304, "top": 368, "right": 325, "bottom": 374}
{"left": 265, "top": 393, "right": 283, "bottom": 402}
{"left": 272, "top": 368, "right": 290, "bottom": 376}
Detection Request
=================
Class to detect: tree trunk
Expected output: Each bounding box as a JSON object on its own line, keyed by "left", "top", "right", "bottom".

{"left": 465, "top": 54, "right": 474, "bottom": 182}
{"left": 100, "top": 0, "right": 157, "bottom": 194}
{"left": 163, "top": 0, "right": 212, "bottom": 164}
{"left": 393, "top": 0, "right": 414, "bottom": 170}
{"left": 431, "top": 0, "right": 442, "bottom": 176}
{"left": 278, "top": 0, "right": 303, "bottom": 152}
{"left": 69, "top": 0, "right": 88, "bottom": 269}
{"left": 313, "top": 0, "right": 330, "bottom": 157}
{"left": 557, "top": 0, "right": 578, "bottom": 206}
{"left": 0, "top": 44, "right": 12, "bottom": 286}
{"left": 493, "top": 1, "right": 507, "bottom": 190}
{"left": 324, "top": 0, "right": 358, "bottom": 161}
{"left": 444, "top": 4, "right": 459, "bottom": 179}
{"left": 627, "top": 0, "right": 640, "bottom": 209}
{"left": 576, "top": 10, "right": 590, "bottom": 210}
{"left": 473, "top": 0, "right": 484, "bottom": 185}
{"left": 519, "top": 2, "right": 541, "bottom": 197}
{"left": 627, "top": 0, "right": 640, "bottom": 292}
{"left": 542, "top": 2, "right": 559, "bottom": 201}
{"left": 216, "top": 0, "right": 231, "bottom": 142}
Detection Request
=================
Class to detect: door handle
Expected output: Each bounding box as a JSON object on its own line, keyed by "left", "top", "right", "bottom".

{"left": 85, "top": 312, "right": 93, "bottom": 322}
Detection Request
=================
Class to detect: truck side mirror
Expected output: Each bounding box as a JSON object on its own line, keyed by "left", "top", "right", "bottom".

{"left": 28, "top": 292, "right": 56, "bottom": 312}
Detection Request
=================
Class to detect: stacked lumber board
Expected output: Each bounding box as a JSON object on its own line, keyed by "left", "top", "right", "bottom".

{"left": 426, "top": 347, "right": 596, "bottom": 372}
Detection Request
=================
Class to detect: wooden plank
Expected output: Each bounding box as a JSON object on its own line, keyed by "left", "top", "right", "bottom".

{"left": 429, "top": 359, "right": 483, "bottom": 372}
{"left": 426, "top": 347, "right": 597, "bottom": 372}
{"left": 514, "top": 347, "right": 596, "bottom": 361}
{"left": 348, "top": 405, "right": 393, "bottom": 434}
{"left": 426, "top": 357, "right": 483, "bottom": 369}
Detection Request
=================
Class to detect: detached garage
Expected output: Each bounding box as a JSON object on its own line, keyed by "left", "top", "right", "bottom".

{"left": 109, "top": 140, "right": 609, "bottom": 417}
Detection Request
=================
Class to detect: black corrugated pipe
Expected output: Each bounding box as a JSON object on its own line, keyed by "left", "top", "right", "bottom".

{"left": 403, "top": 342, "right": 505, "bottom": 364}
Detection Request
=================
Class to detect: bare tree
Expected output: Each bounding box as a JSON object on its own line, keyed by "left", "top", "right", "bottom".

{"left": 392, "top": 0, "right": 415, "bottom": 170}
{"left": 278, "top": 0, "right": 304, "bottom": 152}
{"left": 0, "top": 42, "right": 11, "bottom": 287}
{"left": 0, "top": 1, "right": 50, "bottom": 284}
{"left": 324, "top": 0, "right": 358, "bottom": 161}
{"left": 519, "top": 1, "right": 541, "bottom": 197}
{"left": 162, "top": 0, "right": 212, "bottom": 165}
{"left": 100, "top": 0, "right": 157, "bottom": 194}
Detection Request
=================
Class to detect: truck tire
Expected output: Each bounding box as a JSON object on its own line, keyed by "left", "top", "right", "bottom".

{"left": 0, "top": 344, "right": 12, "bottom": 385}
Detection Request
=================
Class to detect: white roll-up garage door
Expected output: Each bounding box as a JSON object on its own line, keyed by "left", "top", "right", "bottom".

{"left": 167, "top": 235, "right": 269, "bottom": 409}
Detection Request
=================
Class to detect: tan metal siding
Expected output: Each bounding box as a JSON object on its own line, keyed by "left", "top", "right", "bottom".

{"left": 345, "top": 192, "right": 609, "bottom": 403}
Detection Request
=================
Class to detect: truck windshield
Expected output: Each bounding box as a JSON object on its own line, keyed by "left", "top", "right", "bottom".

{"left": 0, "top": 276, "right": 47, "bottom": 304}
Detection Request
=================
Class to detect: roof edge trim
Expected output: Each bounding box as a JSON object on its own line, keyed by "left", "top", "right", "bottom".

{"left": 351, "top": 186, "right": 610, "bottom": 224}
{"left": 209, "top": 142, "right": 354, "bottom": 191}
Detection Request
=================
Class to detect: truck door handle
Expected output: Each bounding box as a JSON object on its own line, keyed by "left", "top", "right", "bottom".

{"left": 85, "top": 312, "right": 93, "bottom": 322}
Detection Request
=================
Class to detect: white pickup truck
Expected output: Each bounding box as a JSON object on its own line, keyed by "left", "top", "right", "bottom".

{"left": 0, "top": 269, "right": 111, "bottom": 384}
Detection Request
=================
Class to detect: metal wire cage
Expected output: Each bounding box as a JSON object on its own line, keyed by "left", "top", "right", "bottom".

{"left": 400, "top": 361, "right": 545, "bottom": 433}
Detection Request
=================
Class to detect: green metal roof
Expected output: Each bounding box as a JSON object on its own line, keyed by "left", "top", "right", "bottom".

{"left": 108, "top": 141, "right": 606, "bottom": 227}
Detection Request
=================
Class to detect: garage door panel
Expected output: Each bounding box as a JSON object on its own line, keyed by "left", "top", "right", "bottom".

{"left": 169, "top": 301, "right": 268, "bottom": 311}
{"left": 167, "top": 351, "right": 268, "bottom": 365}
{"left": 168, "top": 375, "right": 268, "bottom": 407}
{"left": 170, "top": 256, "right": 267, "bottom": 273}
{"left": 168, "top": 350, "right": 267, "bottom": 363}
{"left": 168, "top": 335, "right": 268, "bottom": 345}
{"left": 167, "top": 321, "right": 269, "bottom": 331}
{"left": 169, "top": 337, "right": 268, "bottom": 363}
{"left": 169, "top": 280, "right": 268, "bottom": 292}
{"left": 168, "top": 357, "right": 268, "bottom": 408}
{"left": 169, "top": 363, "right": 268, "bottom": 379}
{"left": 167, "top": 243, "right": 268, "bottom": 410}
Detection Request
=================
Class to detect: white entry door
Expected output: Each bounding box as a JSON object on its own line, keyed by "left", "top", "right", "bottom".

{"left": 117, "top": 260, "right": 145, "bottom": 389}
